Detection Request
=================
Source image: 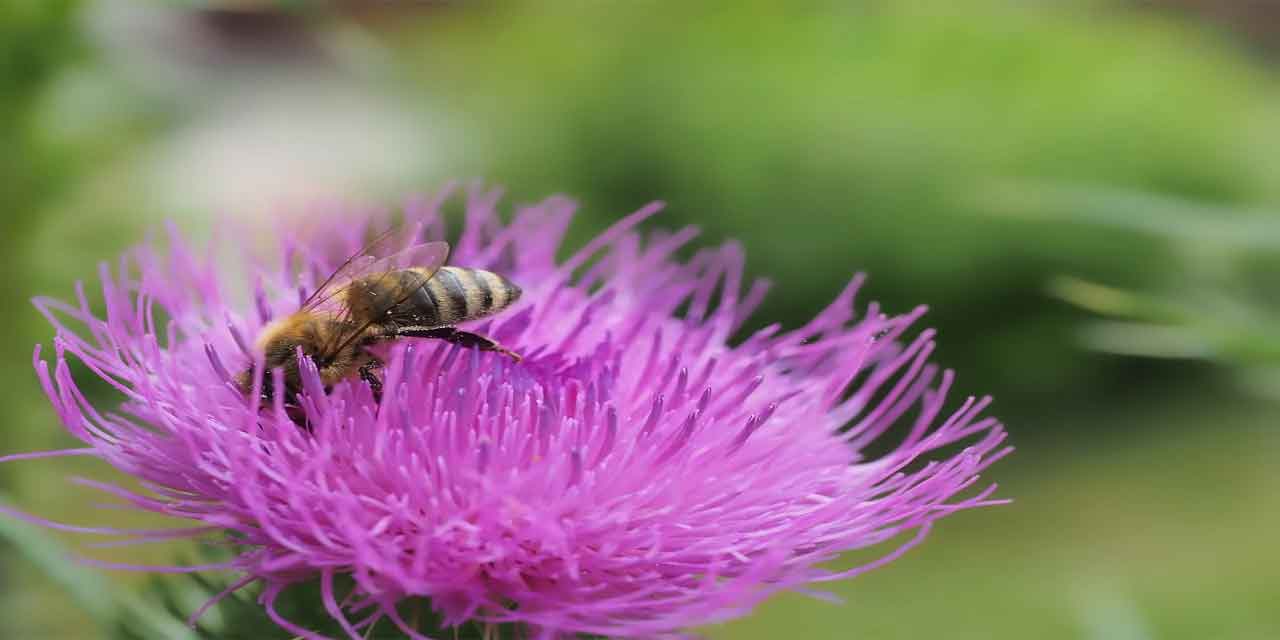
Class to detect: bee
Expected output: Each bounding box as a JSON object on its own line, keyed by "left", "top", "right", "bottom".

{"left": 235, "top": 232, "right": 522, "bottom": 405}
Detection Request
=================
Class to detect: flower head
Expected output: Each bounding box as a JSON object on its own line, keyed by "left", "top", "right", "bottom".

{"left": 9, "top": 188, "right": 1009, "bottom": 638}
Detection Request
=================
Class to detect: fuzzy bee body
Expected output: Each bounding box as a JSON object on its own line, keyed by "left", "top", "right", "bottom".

{"left": 237, "top": 240, "right": 522, "bottom": 404}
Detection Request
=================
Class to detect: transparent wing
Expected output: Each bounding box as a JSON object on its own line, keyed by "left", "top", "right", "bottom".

{"left": 305, "top": 240, "right": 451, "bottom": 364}
{"left": 302, "top": 229, "right": 394, "bottom": 313}
{"left": 302, "top": 239, "right": 449, "bottom": 311}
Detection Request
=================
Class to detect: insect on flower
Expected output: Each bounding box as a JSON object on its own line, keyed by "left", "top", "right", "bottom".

{"left": 234, "top": 232, "right": 522, "bottom": 407}
{"left": 4, "top": 188, "right": 1011, "bottom": 640}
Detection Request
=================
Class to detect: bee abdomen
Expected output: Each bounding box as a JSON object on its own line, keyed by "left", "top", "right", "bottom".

{"left": 425, "top": 266, "right": 522, "bottom": 325}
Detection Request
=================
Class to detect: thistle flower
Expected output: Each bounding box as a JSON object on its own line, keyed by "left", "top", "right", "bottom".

{"left": 6, "top": 188, "right": 1010, "bottom": 639}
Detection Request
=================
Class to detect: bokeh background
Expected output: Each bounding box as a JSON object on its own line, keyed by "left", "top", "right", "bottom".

{"left": 3, "top": 1, "right": 1280, "bottom": 638}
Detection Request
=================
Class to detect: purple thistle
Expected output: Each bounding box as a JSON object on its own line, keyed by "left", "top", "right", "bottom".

{"left": 5, "top": 187, "right": 1010, "bottom": 639}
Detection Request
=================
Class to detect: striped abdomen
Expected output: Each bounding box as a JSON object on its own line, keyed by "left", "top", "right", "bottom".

{"left": 398, "top": 266, "right": 522, "bottom": 327}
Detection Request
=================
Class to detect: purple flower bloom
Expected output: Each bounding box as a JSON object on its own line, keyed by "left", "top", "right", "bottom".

{"left": 6, "top": 188, "right": 1010, "bottom": 639}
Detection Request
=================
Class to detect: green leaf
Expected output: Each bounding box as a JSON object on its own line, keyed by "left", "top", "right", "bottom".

{"left": 0, "top": 495, "right": 115, "bottom": 624}
{"left": 0, "top": 494, "right": 197, "bottom": 639}
{"left": 979, "top": 181, "right": 1280, "bottom": 250}
{"left": 109, "top": 544, "right": 607, "bottom": 640}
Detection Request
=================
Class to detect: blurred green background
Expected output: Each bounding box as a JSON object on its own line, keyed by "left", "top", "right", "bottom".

{"left": 4, "top": 0, "right": 1280, "bottom": 638}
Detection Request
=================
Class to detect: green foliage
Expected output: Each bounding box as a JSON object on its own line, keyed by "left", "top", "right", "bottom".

{"left": 397, "top": 0, "right": 1280, "bottom": 412}
{"left": 118, "top": 574, "right": 601, "bottom": 640}
{"left": 0, "top": 0, "right": 83, "bottom": 238}
{"left": 107, "top": 546, "right": 600, "bottom": 640}
{"left": 0, "top": 2, "right": 171, "bottom": 637}
{"left": 996, "top": 181, "right": 1280, "bottom": 397}
{"left": 6, "top": 2, "right": 1280, "bottom": 638}
{"left": 0, "top": 494, "right": 115, "bottom": 625}
{"left": 706, "top": 389, "right": 1280, "bottom": 639}
{"left": 0, "top": 494, "right": 198, "bottom": 640}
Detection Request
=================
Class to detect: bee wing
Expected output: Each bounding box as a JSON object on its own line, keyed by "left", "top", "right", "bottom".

{"left": 301, "top": 229, "right": 397, "bottom": 313}
{"left": 382, "top": 240, "right": 449, "bottom": 280}
{"left": 301, "top": 236, "right": 449, "bottom": 308}
{"left": 306, "top": 240, "right": 451, "bottom": 365}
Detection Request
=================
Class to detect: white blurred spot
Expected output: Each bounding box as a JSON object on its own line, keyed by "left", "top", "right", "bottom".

{"left": 147, "top": 82, "right": 437, "bottom": 220}
{"left": 1073, "top": 582, "right": 1153, "bottom": 640}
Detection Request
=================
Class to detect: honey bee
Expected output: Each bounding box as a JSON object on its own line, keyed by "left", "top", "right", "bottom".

{"left": 236, "top": 232, "right": 522, "bottom": 405}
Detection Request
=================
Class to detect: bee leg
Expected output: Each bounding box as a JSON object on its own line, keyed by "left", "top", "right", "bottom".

{"left": 359, "top": 360, "right": 384, "bottom": 402}
{"left": 399, "top": 327, "right": 522, "bottom": 361}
